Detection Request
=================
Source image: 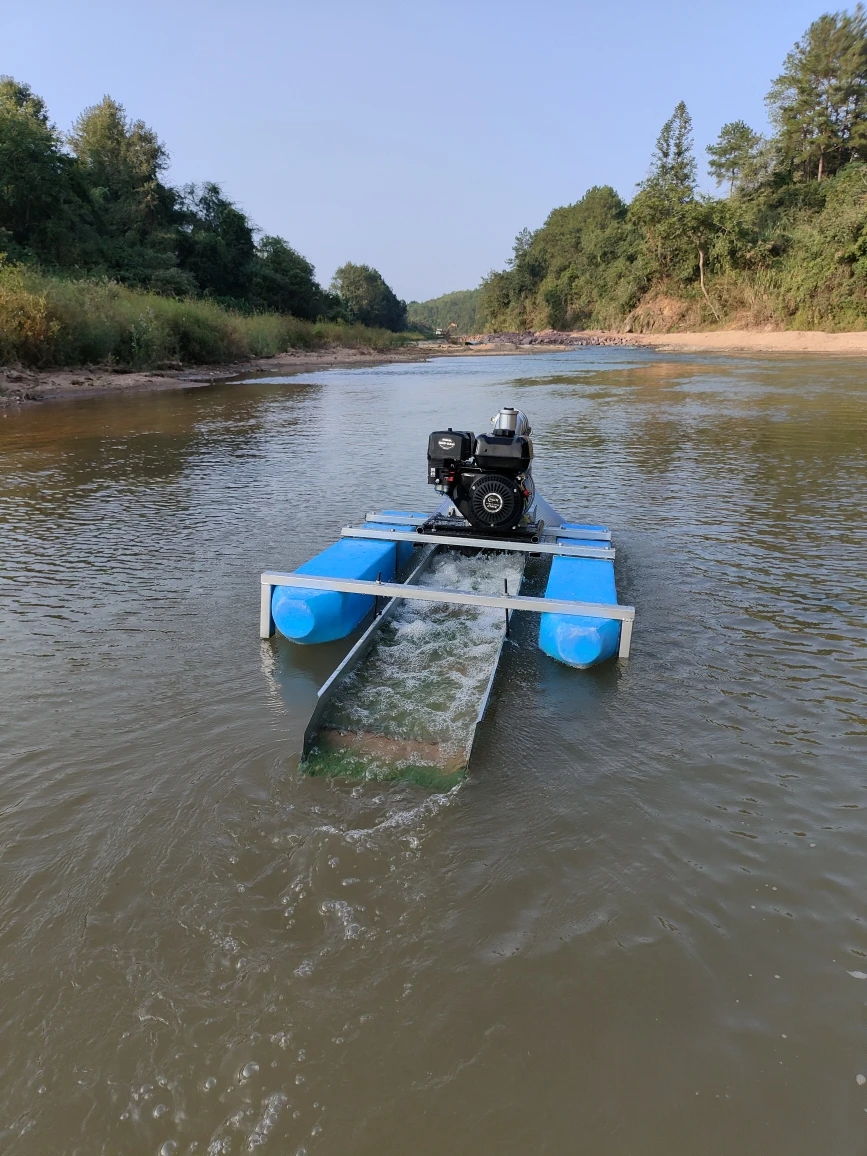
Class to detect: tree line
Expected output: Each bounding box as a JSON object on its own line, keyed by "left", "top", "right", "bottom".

{"left": 0, "top": 81, "right": 407, "bottom": 330}
{"left": 480, "top": 5, "right": 867, "bottom": 332}
{"left": 407, "top": 287, "right": 482, "bottom": 333}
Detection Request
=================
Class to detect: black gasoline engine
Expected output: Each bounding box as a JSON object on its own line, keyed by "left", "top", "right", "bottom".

{"left": 427, "top": 407, "right": 535, "bottom": 533}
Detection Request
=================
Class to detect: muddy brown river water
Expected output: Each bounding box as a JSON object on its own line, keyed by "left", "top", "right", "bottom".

{"left": 1, "top": 350, "right": 866, "bottom": 1155}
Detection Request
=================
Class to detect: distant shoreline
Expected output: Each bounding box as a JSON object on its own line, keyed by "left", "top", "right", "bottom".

{"left": 463, "top": 329, "right": 867, "bottom": 356}
{"left": 3, "top": 328, "right": 865, "bottom": 408}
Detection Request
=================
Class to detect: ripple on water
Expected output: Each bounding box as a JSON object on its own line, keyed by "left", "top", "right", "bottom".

{"left": 0, "top": 353, "right": 866, "bottom": 1155}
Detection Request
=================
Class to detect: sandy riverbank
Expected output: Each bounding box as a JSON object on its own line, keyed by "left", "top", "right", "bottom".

{"left": 465, "top": 328, "right": 867, "bottom": 355}
{"left": 629, "top": 329, "right": 867, "bottom": 354}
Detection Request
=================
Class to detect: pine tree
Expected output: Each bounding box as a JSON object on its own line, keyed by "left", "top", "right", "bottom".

{"left": 767, "top": 5, "right": 867, "bottom": 180}
{"left": 631, "top": 103, "right": 704, "bottom": 282}
{"left": 707, "top": 121, "right": 763, "bottom": 194}
{"left": 647, "top": 101, "right": 697, "bottom": 199}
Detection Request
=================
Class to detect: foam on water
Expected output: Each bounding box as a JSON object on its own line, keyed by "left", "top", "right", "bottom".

{"left": 304, "top": 549, "right": 525, "bottom": 784}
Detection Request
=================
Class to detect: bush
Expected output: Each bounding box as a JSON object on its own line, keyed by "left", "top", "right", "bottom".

{"left": 0, "top": 262, "right": 421, "bottom": 369}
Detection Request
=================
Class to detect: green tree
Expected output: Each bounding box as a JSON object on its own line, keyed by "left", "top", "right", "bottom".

{"left": 68, "top": 96, "right": 173, "bottom": 235}
{"left": 248, "top": 235, "right": 325, "bottom": 319}
{"left": 176, "top": 182, "right": 256, "bottom": 303}
{"left": 406, "top": 287, "right": 482, "bottom": 333}
{"left": 330, "top": 262, "right": 407, "bottom": 330}
{"left": 0, "top": 77, "right": 87, "bottom": 260}
{"left": 631, "top": 102, "right": 702, "bottom": 280}
{"left": 479, "top": 187, "right": 643, "bottom": 331}
{"left": 707, "top": 121, "right": 764, "bottom": 194}
{"left": 767, "top": 5, "right": 867, "bottom": 180}
{"left": 648, "top": 100, "right": 697, "bottom": 192}
{"left": 67, "top": 95, "right": 178, "bottom": 283}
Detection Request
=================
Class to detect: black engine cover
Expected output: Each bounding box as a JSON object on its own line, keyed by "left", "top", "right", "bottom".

{"left": 473, "top": 433, "right": 533, "bottom": 471}
{"left": 427, "top": 430, "right": 475, "bottom": 463}
{"left": 455, "top": 470, "right": 525, "bottom": 531}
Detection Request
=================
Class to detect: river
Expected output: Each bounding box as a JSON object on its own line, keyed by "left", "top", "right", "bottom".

{"left": 1, "top": 349, "right": 865, "bottom": 1155}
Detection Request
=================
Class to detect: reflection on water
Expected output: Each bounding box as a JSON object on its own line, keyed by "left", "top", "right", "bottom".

{"left": 1, "top": 350, "right": 866, "bottom": 1156}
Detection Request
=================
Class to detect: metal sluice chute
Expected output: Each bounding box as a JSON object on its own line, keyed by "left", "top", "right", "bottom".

{"left": 300, "top": 545, "right": 526, "bottom": 789}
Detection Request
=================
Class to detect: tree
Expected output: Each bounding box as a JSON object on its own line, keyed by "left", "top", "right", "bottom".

{"left": 66, "top": 95, "right": 178, "bottom": 283}
{"left": 248, "top": 235, "right": 324, "bottom": 318}
{"left": 176, "top": 182, "right": 256, "bottom": 303}
{"left": 68, "top": 96, "right": 173, "bottom": 235}
{"left": 330, "top": 262, "right": 407, "bottom": 330}
{"left": 0, "top": 77, "right": 84, "bottom": 258}
{"left": 767, "top": 5, "right": 867, "bottom": 180}
{"left": 631, "top": 102, "right": 702, "bottom": 280}
{"left": 648, "top": 100, "right": 697, "bottom": 194}
{"left": 508, "top": 228, "right": 534, "bottom": 266}
{"left": 707, "top": 121, "right": 764, "bottom": 194}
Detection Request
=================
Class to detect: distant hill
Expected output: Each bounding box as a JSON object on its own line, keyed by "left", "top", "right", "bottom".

{"left": 407, "top": 287, "right": 482, "bottom": 335}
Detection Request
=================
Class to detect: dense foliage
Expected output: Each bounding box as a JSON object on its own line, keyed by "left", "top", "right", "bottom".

{"left": 330, "top": 263, "right": 407, "bottom": 331}
{"left": 0, "top": 80, "right": 406, "bottom": 334}
{"left": 406, "top": 288, "right": 482, "bottom": 334}
{"left": 480, "top": 6, "right": 867, "bottom": 332}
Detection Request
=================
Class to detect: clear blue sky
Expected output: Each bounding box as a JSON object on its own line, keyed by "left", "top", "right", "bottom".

{"left": 4, "top": 0, "right": 827, "bottom": 301}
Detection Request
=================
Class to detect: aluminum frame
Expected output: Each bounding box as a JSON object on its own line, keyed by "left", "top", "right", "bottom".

{"left": 260, "top": 570, "right": 635, "bottom": 659}
{"left": 340, "top": 525, "right": 615, "bottom": 560}
{"left": 364, "top": 511, "right": 613, "bottom": 543}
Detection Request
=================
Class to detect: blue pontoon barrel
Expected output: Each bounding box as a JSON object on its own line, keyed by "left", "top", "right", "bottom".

{"left": 271, "top": 518, "right": 419, "bottom": 645}
{"left": 538, "top": 523, "right": 621, "bottom": 669}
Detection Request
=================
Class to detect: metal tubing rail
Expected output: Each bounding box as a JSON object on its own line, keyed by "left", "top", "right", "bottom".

{"left": 362, "top": 510, "right": 614, "bottom": 541}
{"left": 262, "top": 572, "right": 633, "bottom": 621}
{"left": 542, "top": 526, "right": 611, "bottom": 543}
{"left": 340, "top": 525, "right": 615, "bottom": 560}
{"left": 261, "top": 574, "right": 635, "bottom": 658}
{"left": 365, "top": 510, "right": 613, "bottom": 543}
{"left": 365, "top": 512, "right": 429, "bottom": 525}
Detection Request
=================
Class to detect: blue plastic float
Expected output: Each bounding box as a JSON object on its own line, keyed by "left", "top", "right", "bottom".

{"left": 538, "top": 523, "right": 621, "bottom": 668}
{"left": 271, "top": 519, "right": 418, "bottom": 644}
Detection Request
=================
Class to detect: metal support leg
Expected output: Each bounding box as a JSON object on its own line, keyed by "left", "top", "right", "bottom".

{"left": 618, "top": 616, "right": 633, "bottom": 659}
{"left": 260, "top": 581, "right": 275, "bottom": 639}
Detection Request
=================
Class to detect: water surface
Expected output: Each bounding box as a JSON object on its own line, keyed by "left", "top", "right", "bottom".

{"left": 1, "top": 349, "right": 866, "bottom": 1155}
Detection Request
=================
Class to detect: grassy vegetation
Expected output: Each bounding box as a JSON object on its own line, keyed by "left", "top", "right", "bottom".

{"left": 0, "top": 263, "right": 418, "bottom": 370}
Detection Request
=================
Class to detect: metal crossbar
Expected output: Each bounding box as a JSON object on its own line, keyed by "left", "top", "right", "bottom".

{"left": 261, "top": 572, "right": 634, "bottom": 622}
{"left": 341, "top": 525, "right": 615, "bottom": 560}
{"left": 365, "top": 512, "right": 429, "bottom": 525}
{"left": 364, "top": 510, "right": 613, "bottom": 542}
{"left": 547, "top": 526, "right": 612, "bottom": 542}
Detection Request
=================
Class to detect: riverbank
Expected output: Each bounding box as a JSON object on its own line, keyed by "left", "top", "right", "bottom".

{"left": 0, "top": 344, "right": 455, "bottom": 406}
{"left": 5, "top": 327, "right": 867, "bottom": 407}
{"left": 466, "top": 328, "right": 867, "bottom": 355}
{"left": 630, "top": 329, "right": 867, "bottom": 354}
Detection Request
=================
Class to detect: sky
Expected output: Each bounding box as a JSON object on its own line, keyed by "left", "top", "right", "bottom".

{"left": 3, "top": 0, "right": 831, "bottom": 301}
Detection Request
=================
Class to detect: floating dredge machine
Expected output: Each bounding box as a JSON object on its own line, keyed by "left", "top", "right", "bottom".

{"left": 260, "top": 408, "right": 635, "bottom": 784}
